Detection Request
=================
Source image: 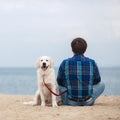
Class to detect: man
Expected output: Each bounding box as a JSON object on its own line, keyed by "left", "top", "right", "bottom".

{"left": 57, "top": 37, "right": 105, "bottom": 106}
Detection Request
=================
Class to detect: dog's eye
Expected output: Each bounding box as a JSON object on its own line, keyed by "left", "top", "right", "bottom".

{"left": 46, "top": 59, "right": 48, "bottom": 61}
{"left": 41, "top": 60, "right": 43, "bottom": 62}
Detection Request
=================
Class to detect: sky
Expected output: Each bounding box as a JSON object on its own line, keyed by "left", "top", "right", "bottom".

{"left": 0, "top": 0, "right": 120, "bottom": 67}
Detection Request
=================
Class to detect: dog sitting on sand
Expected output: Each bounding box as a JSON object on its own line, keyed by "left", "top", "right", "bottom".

{"left": 24, "top": 56, "right": 61, "bottom": 107}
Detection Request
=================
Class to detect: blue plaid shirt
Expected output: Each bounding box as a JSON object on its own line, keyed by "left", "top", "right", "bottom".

{"left": 57, "top": 54, "right": 101, "bottom": 100}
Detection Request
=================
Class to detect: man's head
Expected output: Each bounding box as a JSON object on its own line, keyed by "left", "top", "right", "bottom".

{"left": 71, "top": 37, "right": 87, "bottom": 54}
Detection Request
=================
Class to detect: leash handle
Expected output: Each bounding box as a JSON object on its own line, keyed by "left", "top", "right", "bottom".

{"left": 43, "top": 79, "right": 67, "bottom": 96}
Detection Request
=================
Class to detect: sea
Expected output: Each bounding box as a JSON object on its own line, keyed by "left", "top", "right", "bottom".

{"left": 0, "top": 67, "right": 120, "bottom": 96}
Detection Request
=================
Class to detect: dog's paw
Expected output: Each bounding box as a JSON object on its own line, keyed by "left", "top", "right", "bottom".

{"left": 41, "top": 102, "right": 45, "bottom": 107}
{"left": 23, "top": 101, "right": 38, "bottom": 106}
{"left": 52, "top": 102, "right": 58, "bottom": 107}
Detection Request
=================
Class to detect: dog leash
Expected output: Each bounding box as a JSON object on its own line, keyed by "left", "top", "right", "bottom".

{"left": 43, "top": 78, "right": 67, "bottom": 96}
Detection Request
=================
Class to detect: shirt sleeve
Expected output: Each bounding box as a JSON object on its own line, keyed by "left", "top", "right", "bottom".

{"left": 57, "top": 61, "right": 65, "bottom": 86}
{"left": 93, "top": 61, "right": 101, "bottom": 85}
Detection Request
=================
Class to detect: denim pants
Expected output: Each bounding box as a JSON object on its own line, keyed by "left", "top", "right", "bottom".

{"left": 59, "top": 82, "right": 105, "bottom": 106}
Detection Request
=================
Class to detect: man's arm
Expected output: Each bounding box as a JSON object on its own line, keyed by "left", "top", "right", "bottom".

{"left": 57, "top": 61, "right": 65, "bottom": 86}
{"left": 93, "top": 62, "right": 101, "bottom": 85}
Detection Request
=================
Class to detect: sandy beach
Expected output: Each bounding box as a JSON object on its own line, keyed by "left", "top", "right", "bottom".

{"left": 0, "top": 95, "right": 120, "bottom": 120}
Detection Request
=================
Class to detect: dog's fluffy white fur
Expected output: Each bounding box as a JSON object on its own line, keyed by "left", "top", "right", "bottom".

{"left": 24, "top": 56, "right": 60, "bottom": 107}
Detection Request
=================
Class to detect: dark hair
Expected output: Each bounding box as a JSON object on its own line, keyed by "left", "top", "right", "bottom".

{"left": 71, "top": 37, "right": 87, "bottom": 54}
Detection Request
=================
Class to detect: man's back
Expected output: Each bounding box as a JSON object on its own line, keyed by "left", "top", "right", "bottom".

{"left": 57, "top": 54, "right": 101, "bottom": 100}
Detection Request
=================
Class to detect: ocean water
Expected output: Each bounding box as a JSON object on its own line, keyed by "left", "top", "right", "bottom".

{"left": 0, "top": 67, "right": 120, "bottom": 95}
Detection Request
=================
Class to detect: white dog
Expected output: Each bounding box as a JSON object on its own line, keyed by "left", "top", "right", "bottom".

{"left": 24, "top": 56, "right": 60, "bottom": 107}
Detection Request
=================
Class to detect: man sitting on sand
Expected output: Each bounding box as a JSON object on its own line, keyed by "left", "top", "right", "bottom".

{"left": 57, "top": 37, "right": 105, "bottom": 106}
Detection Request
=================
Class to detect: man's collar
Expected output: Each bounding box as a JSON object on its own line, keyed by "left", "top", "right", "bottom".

{"left": 73, "top": 54, "right": 84, "bottom": 57}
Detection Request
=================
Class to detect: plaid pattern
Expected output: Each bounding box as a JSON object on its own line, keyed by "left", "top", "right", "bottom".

{"left": 57, "top": 54, "right": 101, "bottom": 100}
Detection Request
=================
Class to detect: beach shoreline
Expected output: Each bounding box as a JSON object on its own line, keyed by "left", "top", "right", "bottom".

{"left": 0, "top": 95, "right": 120, "bottom": 120}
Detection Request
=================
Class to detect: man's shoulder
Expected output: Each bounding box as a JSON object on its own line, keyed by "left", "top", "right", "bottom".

{"left": 62, "top": 57, "right": 73, "bottom": 63}
{"left": 61, "top": 58, "right": 69, "bottom": 64}
{"left": 84, "top": 56, "right": 95, "bottom": 63}
{"left": 60, "top": 58, "right": 72, "bottom": 67}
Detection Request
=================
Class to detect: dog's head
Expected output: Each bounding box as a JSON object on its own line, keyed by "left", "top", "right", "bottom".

{"left": 35, "top": 56, "right": 54, "bottom": 71}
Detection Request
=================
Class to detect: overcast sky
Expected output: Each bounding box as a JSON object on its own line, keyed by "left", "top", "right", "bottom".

{"left": 0, "top": 0, "right": 120, "bottom": 67}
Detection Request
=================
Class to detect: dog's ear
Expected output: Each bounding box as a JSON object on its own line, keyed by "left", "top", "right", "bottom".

{"left": 49, "top": 57, "right": 54, "bottom": 68}
{"left": 35, "top": 58, "right": 40, "bottom": 68}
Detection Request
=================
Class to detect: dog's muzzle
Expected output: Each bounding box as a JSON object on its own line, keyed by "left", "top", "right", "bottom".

{"left": 41, "top": 63, "right": 48, "bottom": 71}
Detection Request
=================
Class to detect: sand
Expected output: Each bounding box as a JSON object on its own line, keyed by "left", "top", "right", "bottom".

{"left": 0, "top": 95, "right": 120, "bottom": 120}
